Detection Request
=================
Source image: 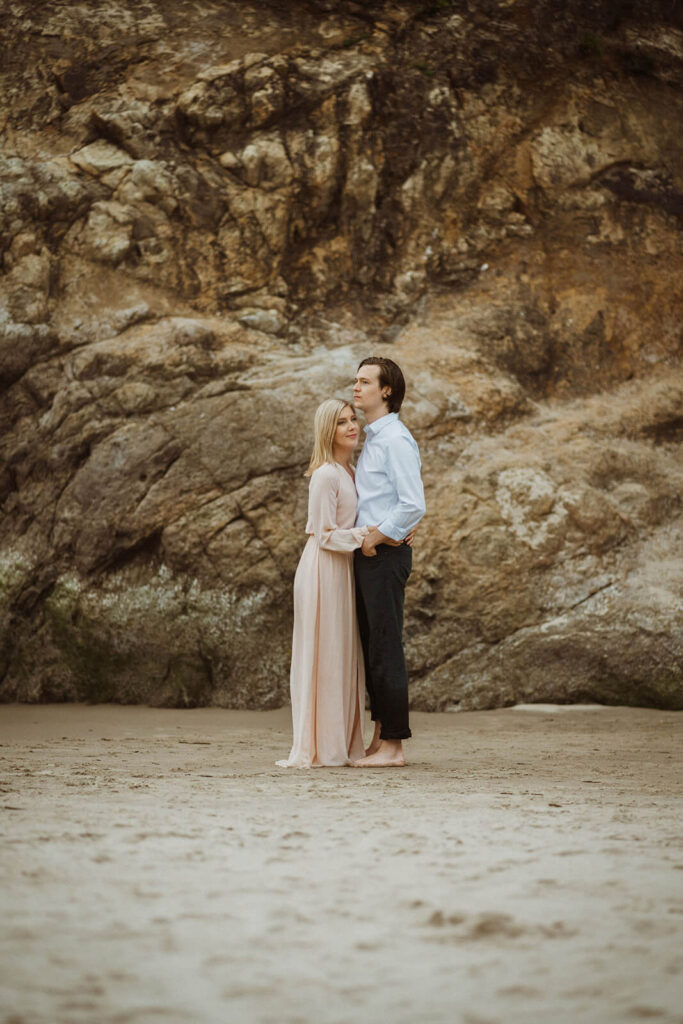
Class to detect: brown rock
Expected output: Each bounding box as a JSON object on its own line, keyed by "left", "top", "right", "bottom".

{"left": 0, "top": 0, "right": 681, "bottom": 710}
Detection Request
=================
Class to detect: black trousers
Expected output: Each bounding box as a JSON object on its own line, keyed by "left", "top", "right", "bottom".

{"left": 354, "top": 543, "right": 412, "bottom": 741}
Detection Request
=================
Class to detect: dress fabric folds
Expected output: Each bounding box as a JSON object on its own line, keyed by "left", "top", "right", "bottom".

{"left": 277, "top": 463, "right": 368, "bottom": 768}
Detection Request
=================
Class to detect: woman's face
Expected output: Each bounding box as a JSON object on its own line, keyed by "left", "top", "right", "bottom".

{"left": 333, "top": 406, "right": 359, "bottom": 454}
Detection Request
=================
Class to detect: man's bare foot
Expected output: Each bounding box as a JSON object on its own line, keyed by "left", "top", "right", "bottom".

{"left": 353, "top": 740, "right": 405, "bottom": 768}
{"left": 364, "top": 722, "right": 382, "bottom": 756}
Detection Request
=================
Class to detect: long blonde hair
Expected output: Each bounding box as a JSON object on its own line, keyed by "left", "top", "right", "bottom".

{"left": 305, "top": 399, "right": 353, "bottom": 477}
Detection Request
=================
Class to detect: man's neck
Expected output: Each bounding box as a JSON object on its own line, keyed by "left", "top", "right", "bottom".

{"left": 364, "top": 405, "right": 391, "bottom": 425}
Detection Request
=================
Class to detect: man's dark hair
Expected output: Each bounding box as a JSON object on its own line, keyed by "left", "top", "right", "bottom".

{"left": 357, "top": 356, "right": 406, "bottom": 413}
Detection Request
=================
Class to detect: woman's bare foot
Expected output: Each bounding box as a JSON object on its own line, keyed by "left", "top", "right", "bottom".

{"left": 364, "top": 721, "right": 382, "bottom": 756}
{"left": 353, "top": 740, "right": 405, "bottom": 768}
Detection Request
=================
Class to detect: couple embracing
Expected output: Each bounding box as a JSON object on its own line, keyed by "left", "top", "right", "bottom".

{"left": 277, "top": 356, "right": 426, "bottom": 770}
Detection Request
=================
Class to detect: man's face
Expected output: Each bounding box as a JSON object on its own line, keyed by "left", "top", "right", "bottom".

{"left": 353, "top": 364, "right": 385, "bottom": 415}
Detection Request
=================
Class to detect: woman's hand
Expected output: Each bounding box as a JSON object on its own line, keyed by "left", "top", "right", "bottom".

{"left": 385, "top": 526, "right": 418, "bottom": 547}
{"left": 361, "top": 525, "right": 417, "bottom": 554}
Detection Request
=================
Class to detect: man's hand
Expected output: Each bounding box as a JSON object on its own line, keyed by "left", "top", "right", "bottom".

{"left": 361, "top": 526, "right": 388, "bottom": 557}
{"left": 361, "top": 533, "right": 377, "bottom": 557}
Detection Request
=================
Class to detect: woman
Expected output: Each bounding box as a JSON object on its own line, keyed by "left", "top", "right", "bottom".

{"left": 276, "top": 399, "right": 372, "bottom": 768}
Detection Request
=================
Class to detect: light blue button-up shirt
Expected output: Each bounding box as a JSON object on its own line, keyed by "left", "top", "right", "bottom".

{"left": 354, "top": 412, "right": 426, "bottom": 542}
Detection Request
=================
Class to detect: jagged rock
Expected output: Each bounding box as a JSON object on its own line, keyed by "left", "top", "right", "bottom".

{"left": 238, "top": 134, "right": 293, "bottom": 190}
{"left": 0, "top": 0, "right": 681, "bottom": 709}
{"left": 237, "top": 309, "right": 285, "bottom": 335}
{"left": 70, "top": 141, "right": 134, "bottom": 178}
{"left": 76, "top": 200, "right": 136, "bottom": 264}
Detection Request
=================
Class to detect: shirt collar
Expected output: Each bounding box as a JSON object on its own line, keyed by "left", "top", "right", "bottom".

{"left": 364, "top": 411, "right": 398, "bottom": 436}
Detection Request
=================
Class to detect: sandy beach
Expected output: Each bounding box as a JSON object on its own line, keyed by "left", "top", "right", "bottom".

{"left": 1, "top": 703, "right": 682, "bottom": 1024}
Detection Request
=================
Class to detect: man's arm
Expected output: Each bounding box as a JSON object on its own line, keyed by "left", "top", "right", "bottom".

{"left": 361, "top": 436, "right": 425, "bottom": 555}
{"left": 377, "top": 435, "right": 426, "bottom": 541}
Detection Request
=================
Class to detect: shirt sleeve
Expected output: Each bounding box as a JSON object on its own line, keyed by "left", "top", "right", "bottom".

{"left": 308, "top": 467, "right": 370, "bottom": 552}
{"left": 377, "top": 436, "right": 426, "bottom": 541}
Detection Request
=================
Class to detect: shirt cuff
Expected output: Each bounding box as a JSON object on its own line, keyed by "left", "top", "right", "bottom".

{"left": 377, "top": 519, "right": 404, "bottom": 542}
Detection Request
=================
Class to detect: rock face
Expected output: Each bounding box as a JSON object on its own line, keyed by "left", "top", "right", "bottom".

{"left": 1, "top": 0, "right": 682, "bottom": 709}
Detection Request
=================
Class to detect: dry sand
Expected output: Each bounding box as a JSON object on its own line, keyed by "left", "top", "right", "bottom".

{"left": 1, "top": 703, "right": 682, "bottom": 1024}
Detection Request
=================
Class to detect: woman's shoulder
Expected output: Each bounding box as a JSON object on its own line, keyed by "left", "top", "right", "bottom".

{"left": 311, "top": 464, "right": 339, "bottom": 479}
{"left": 310, "top": 461, "right": 340, "bottom": 483}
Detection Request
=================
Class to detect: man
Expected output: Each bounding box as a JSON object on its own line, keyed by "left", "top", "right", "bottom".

{"left": 352, "top": 356, "right": 426, "bottom": 768}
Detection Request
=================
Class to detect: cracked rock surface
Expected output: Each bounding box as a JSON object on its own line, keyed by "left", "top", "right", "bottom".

{"left": 1, "top": 0, "right": 682, "bottom": 708}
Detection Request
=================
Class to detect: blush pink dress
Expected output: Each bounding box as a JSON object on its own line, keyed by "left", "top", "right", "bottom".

{"left": 276, "top": 462, "right": 369, "bottom": 768}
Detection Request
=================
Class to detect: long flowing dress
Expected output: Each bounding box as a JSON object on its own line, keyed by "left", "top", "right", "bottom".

{"left": 276, "top": 462, "right": 369, "bottom": 768}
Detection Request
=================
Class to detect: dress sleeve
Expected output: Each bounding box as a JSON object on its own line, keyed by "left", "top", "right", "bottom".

{"left": 309, "top": 467, "right": 369, "bottom": 552}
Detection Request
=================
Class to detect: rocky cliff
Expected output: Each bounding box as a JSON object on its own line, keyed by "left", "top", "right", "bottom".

{"left": 1, "top": 0, "right": 682, "bottom": 709}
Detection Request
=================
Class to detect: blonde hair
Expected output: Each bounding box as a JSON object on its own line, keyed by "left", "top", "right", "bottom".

{"left": 305, "top": 399, "right": 353, "bottom": 477}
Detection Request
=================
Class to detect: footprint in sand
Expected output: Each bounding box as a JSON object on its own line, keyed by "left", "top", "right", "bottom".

{"left": 424, "top": 909, "right": 576, "bottom": 942}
